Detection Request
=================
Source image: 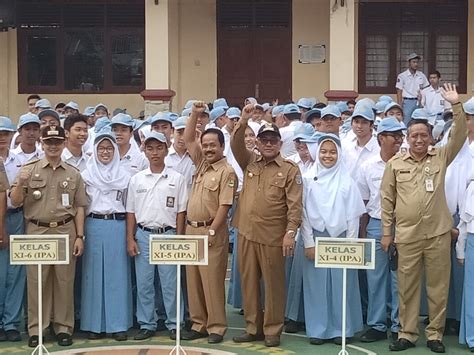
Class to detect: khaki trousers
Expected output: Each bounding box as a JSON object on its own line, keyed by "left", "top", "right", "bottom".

{"left": 238, "top": 235, "right": 285, "bottom": 337}
{"left": 186, "top": 225, "right": 228, "bottom": 336}
{"left": 397, "top": 233, "right": 451, "bottom": 342}
{"left": 26, "top": 223, "right": 77, "bottom": 336}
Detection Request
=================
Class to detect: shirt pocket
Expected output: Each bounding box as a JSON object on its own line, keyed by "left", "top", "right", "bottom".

{"left": 58, "top": 180, "right": 77, "bottom": 207}
{"left": 203, "top": 180, "right": 219, "bottom": 202}
{"left": 266, "top": 176, "right": 286, "bottom": 201}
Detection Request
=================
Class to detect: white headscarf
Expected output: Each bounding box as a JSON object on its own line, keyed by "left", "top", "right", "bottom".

{"left": 81, "top": 134, "right": 130, "bottom": 192}
{"left": 247, "top": 121, "right": 260, "bottom": 136}
{"left": 303, "top": 137, "right": 366, "bottom": 237}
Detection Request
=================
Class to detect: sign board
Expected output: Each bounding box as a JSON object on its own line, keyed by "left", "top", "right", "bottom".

{"left": 10, "top": 235, "right": 69, "bottom": 265}
{"left": 315, "top": 238, "right": 375, "bottom": 270}
{"left": 298, "top": 44, "right": 326, "bottom": 64}
{"left": 149, "top": 235, "right": 208, "bottom": 265}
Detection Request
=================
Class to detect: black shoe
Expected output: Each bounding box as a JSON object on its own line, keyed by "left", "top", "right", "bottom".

{"left": 389, "top": 338, "right": 415, "bottom": 351}
{"left": 469, "top": 346, "right": 474, "bottom": 352}
{"left": 28, "top": 335, "right": 39, "bottom": 348}
{"left": 309, "top": 337, "right": 325, "bottom": 345}
{"left": 169, "top": 329, "right": 177, "bottom": 340}
{"left": 233, "top": 332, "right": 264, "bottom": 343}
{"left": 284, "top": 320, "right": 299, "bottom": 333}
{"left": 88, "top": 332, "right": 106, "bottom": 340}
{"left": 391, "top": 332, "right": 399, "bottom": 341}
{"left": 57, "top": 332, "right": 73, "bottom": 346}
{"left": 360, "top": 328, "right": 387, "bottom": 343}
{"left": 264, "top": 336, "right": 280, "bottom": 347}
{"left": 208, "top": 333, "right": 223, "bottom": 344}
{"left": 427, "top": 340, "right": 445, "bottom": 353}
{"left": 134, "top": 329, "right": 155, "bottom": 340}
{"left": 5, "top": 330, "right": 21, "bottom": 342}
{"left": 333, "top": 337, "right": 351, "bottom": 345}
{"left": 181, "top": 329, "right": 208, "bottom": 340}
{"left": 0, "top": 329, "right": 6, "bottom": 342}
{"left": 156, "top": 319, "right": 167, "bottom": 332}
{"left": 238, "top": 309, "right": 244, "bottom": 315}
{"left": 113, "top": 332, "right": 128, "bottom": 341}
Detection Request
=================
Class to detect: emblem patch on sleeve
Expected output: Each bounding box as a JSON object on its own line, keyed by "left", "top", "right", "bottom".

{"left": 295, "top": 175, "right": 302, "bottom": 185}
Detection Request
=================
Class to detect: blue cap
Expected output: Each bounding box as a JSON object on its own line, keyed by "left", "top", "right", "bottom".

{"left": 35, "top": 99, "right": 51, "bottom": 109}
{"left": 378, "top": 95, "right": 393, "bottom": 103}
{"left": 305, "top": 108, "right": 321, "bottom": 121}
{"left": 18, "top": 113, "right": 41, "bottom": 129}
{"left": 377, "top": 117, "right": 406, "bottom": 135}
{"left": 94, "top": 131, "right": 116, "bottom": 145}
{"left": 83, "top": 106, "right": 95, "bottom": 116}
{"left": 38, "top": 109, "right": 60, "bottom": 122}
{"left": 111, "top": 113, "right": 134, "bottom": 127}
{"left": 94, "top": 103, "right": 109, "bottom": 113}
{"left": 256, "top": 103, "right": 271, "bottom": 112}
{"left": 245, "top": 97, "right": 257, "bottom": 105}
{"left": 411, "top": 108, "right": 432, "bottom": 120}
{"left": 407, "top": 52, "right": 420, "bottom": 61}
{"left": 173, "top": 116, "right": 188, "bottom": 130}
{"left": 213, "top": 98, "right": 229, "bottom": 109}
{"left": 150, "top": 112, "right": 175, "bottom": 125}
{"left": 283, "top": 104, "right": 301, "bottom": 115}
{"left": 144, "top": 131, "right": 168, "bottom": 145}
{"left": 301, "top": 131, "right": 324, "bottom": 144}
{"left": 336, "top": 101, "right": 350, "bottom": 114}
{"left": 318, "top": 133, "right": 341, "bottom": 147}
{"left": 375, "top": 101, "right": 388, "bottom": 114}
{"left": 133, "top": 119, "right": 145, "bottom": 131}
{"left": 320, "top": 104, "right": 341, "bottom": 119}
{"left": 351, "top": 105, "right": 375, "bottom": 121}
{"left": 227, "top": 107, "right": 241, "bottom": 119}
{"left": 210, "top": 107, "right": 227, "bottom": 122}
{"left": 181, "top": 108, "right": 191, "bottom": 117}
{"left": 0, "top": 116, "right": 15, "bottom": 132}
{"left": 384, "top": 101, "right": 403, "bottom": 114}
{"left": 463, "top": 97, "right": 474, "bottom": 115}
{"left": 272, "top": 105, "right": 284, "bottom": 118}
{"left": 64, "top": 101, "right": 79, "bottom": 111}
{"left": 354, "top": 98, "right": 376, "bottom": 112}
{"left": 296, "top": 98, "right": 314, "bottom": 109}
{"left": 293, "top": 123, "right": 315, "bottom": 140}
{"left": 94, "top": 117, "right": 111, "bottom": 133}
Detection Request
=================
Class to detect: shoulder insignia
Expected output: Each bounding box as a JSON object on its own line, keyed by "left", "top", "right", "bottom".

{"left": 295, "top": 175, "right": 302, "bottom": 185}
{"left": 24, "top": 158, "right": 40, "bottom": 166}
{"left": 283, "top": 159, "right": 298, "bottom": 167}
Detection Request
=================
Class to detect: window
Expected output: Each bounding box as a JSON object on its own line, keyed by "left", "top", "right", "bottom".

{"left": 17, "top": 0, "right": 144, "bottom": 94}
{"left": 358, "top": 1, "right": 467, "bottom": 94}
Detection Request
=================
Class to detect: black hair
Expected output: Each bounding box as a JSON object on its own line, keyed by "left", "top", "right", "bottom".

{"left": 313, "top": 102, "right": 326, "bottom": 109}
{"left": 27, "top": 94, "right": 41, "bottom": 102}
{"left": 407, "top": 119, "right": 433, "bottom": 136}
{"left": 64, "top": 113, "right": 88, "bottom": 131}
{"left": 55, "top": 102, "right": 66, "bottom": 109}
{"left": 201, "top": 128, "right": 225, "bottom": 146}
{"left": 346, "top": 99, "right": 356, "bottom": 106}
{"left": 429, "top": 70, "right": 441, "bottom": 78}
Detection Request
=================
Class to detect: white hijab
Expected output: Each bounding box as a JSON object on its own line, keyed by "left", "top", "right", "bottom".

{"left": 81, "top": 135, "right": 129, "bottom": 192}
{"left": 303, "top": 137, "right": 366, "bottom": 237}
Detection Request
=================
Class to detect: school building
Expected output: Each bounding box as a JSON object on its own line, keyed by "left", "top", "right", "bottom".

{"left": 0, "top": 0, "right": 472, "bottom": 120}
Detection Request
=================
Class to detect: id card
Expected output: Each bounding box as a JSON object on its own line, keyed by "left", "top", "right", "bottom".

{"left": 425, "top": 179, "right": 434, "bottom": 192}
{"left": 62, "top": 193, "right": 70, "bottom": 206}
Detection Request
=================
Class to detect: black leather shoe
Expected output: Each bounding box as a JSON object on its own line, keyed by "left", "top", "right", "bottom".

{"left": 389, "top": 338, "right": 415, "bottom": 351}
{"left": 284, "top": 320, "right": 299, "bottom": 333}
{"left": 5, "top": 330, "right": 21, "bottom": 342}
{"left": 264, "top": 336, "right": 280, "bottom": 347}
{"left": 181, "top": 329, "right": 208, "bottom": 340}
{"left": 233, "top": 332, "right": 264, "bottom": 343}
{"left": 28, "top": 335, "right": 39, "bottom": 348}
{"left": 334, "top": 337, "right": 351, "bottom": 345}
{"left": 113, "top": 332, "right": 128, "bottom": 341}
{"left": 169, "top": 329, "right": 177, "bottom": 340}
{"left": 309, "top": 337, "right": 325, "bottom": 345}
{"left": 391, "top": 332, "right": 399, "bottom": 341}
{"left": 134, "top": 329, "right": 155, "bottom": 340}
{"left": 360, "top": 328, "right": 387, "bottom": 343}
{"left": 88, "top": 332, "right": 106, "bottom": 340}
{"left": 208, "top": 333, "right": 223, "bottom": 344}
{"left": 427, "top": 340, "right": 446, "bottom": 353}
{"left": 57, "top": 332, "right": 73, "bottom": 346}
{"left": 0, "top": 329, "right": 6, "bottom": 342}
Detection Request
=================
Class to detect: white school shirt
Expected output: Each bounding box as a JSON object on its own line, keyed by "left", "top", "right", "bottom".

{"left": 61, "top": 147, "right": 89, "bottom": 172}
{"left": 12, "top": 144, "right": 44, "bottom": 165}
{"left": 3, "top": 151, "right": 23, "bottom": 209}
{"left": 395, "top": 69, "right": 429, "bottom": 98}
{"left": 120, "top": 143, "right": 149, "bottom": 177}
{"left": 126, "top": 167, "right": 188, "bottom": 229}
{"left": 279, "top": 121, "right": 303, "bottom": 158}
{"left": 420, "top": 86, "right": 452, "bottom": 114}
{"left": 165, "top": 145, "right": 195, "bottom": 188}
{"left": 343, "top": 135, "right": 380, "bottom": 180}
{"left": 357, "top": 154, "right": 385, "bottom": 219}
{"left": 85, "top": 184, "right": 127, "bottom": 215}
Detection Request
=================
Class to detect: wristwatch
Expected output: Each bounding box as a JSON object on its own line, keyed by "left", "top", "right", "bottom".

{"left": 76, "top": 235, "right": 85, "bottom": 240}
{"left": 208, "top": 229, "right": 216, "bottom": 236}
{"left": 286, "top": 230, "right": 296, "bottom": 238}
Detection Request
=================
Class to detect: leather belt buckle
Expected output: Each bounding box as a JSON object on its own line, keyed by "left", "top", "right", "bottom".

{"left": 104, "top": 214, "right": 112, "bottom": 220}
{"left": 190, "top": 221, "right": 198, "bottom": 228}
{"left": 49, "top": 221, "right": 58, "bottom": 228}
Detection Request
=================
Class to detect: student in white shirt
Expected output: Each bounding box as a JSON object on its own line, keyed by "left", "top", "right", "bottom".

{"left": 80, "top": 132, "right": 132, "bottom": 341}
{"left": 126, "top": 132, "right": 188, "bottom": 341}
{"left": 279, "top": 104, "right": 303, "bottom": 158}
{"left": 420, "top": 70, "right": 452, "bottom": 120}
{"left": 62, "top": 114, "right": 89, "bottom": 172}
{"left": 12, "top": 113, "right": 44, "bottom": 165}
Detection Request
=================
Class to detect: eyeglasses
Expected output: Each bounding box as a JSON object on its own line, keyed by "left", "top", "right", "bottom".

{"left": 383, "top": 133, "right": 404, "bottom": 142}
{"left": 97, "top": 146, "right": 114, "bottom": 153}
{"left": 258, "top": 137, "right": 280, "bottom": 146}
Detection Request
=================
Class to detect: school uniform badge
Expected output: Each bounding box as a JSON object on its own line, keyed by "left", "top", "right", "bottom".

{"left": 295, "top": 175, "right": 302, "bottom": 185}
{"left": 166, "top": 196, "right": 175, "bottom": 208}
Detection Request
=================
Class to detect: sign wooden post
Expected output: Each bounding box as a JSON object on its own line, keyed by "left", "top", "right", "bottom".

{"left": 315, "top": 238, "right": 375, "bottom": 355}
{"left": 10, "top": 234, "right": 70, "bottom": 355}
{"left": 149, "top": 235, "right": 208, "bottom": 355}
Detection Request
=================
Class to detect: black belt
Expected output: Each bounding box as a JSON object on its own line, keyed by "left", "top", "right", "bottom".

{"left": 187, "top": 219, "right": 213, "bottom": 228}
{"left": 29, "top": 216, "right": 74, "bottom": 228}
{"left": 6, "top": 207, "right": 23, "bottom": 215}
{"left": 138, "top": 223, "right": 173, "bottom": 234}
{"left": 403, "top": 97, "right": 417, "bottom": 100}
{"left": 88, "top": 212, "right": 126, "bottom": 220}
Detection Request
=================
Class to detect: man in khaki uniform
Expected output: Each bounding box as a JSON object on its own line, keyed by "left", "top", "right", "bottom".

{"left": 181, "top": 102, "right": 237, "bottom": 344}
{"left": 381, "top": 84, "right": 467, "bottom": 353}
{"left": 231, "top": 104, "right": 303, "bottom": 347}
{"left": 10, "top": 125, "right": 87, "bottom": 348}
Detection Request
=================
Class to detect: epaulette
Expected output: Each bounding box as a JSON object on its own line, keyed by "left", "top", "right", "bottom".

{"left": 23, "top": 158, "right": 40, "bottom": 166}
{"left": 283, "top": 159, "right": 298, "bottom": 168}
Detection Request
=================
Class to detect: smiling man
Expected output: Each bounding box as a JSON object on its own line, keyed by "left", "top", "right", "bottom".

{"left": 62, "top": 114, "right": 89, "bottom": 172}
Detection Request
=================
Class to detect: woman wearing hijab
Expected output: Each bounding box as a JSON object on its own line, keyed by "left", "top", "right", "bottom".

{"left": 80, "top": 132, "right": 132, "bottom": 340}
{"left": 301, "top": 134, "right": 365, "bottom": 345}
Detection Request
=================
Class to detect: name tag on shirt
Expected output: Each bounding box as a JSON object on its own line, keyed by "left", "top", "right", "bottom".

{"left": 440, "top": 99, "right": 444, "bottom": 106}
{"left": 62, "top": 193, "right": 70, "bottom": 206}
{"left": 166, "top": 196, "right": 175, "bottom": 208}
{"left": 116, "top": 190, "right": 123, "bottom": 201}
{"left": 137, "top": 189, "right": 147, "bottom": 194}
{"left": 425, "top": 179, "right": 434, "bottom": 192}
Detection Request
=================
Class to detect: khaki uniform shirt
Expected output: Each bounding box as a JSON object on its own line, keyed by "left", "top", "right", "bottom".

{"left": 231, "top": 121, "right": 303, "bottom": 247}
{"left": 12, "top": 158, "right": 88, "bottom": 224}
{"left": 381, "top": 103, "right": 467, "bottom": 244}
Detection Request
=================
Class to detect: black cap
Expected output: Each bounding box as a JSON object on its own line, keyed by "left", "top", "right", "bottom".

{"left": 257, "top": 122, "right": 281, "bottom": 138}
{"left": 41, "top": 125, "right": 65, "bottom": 140}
